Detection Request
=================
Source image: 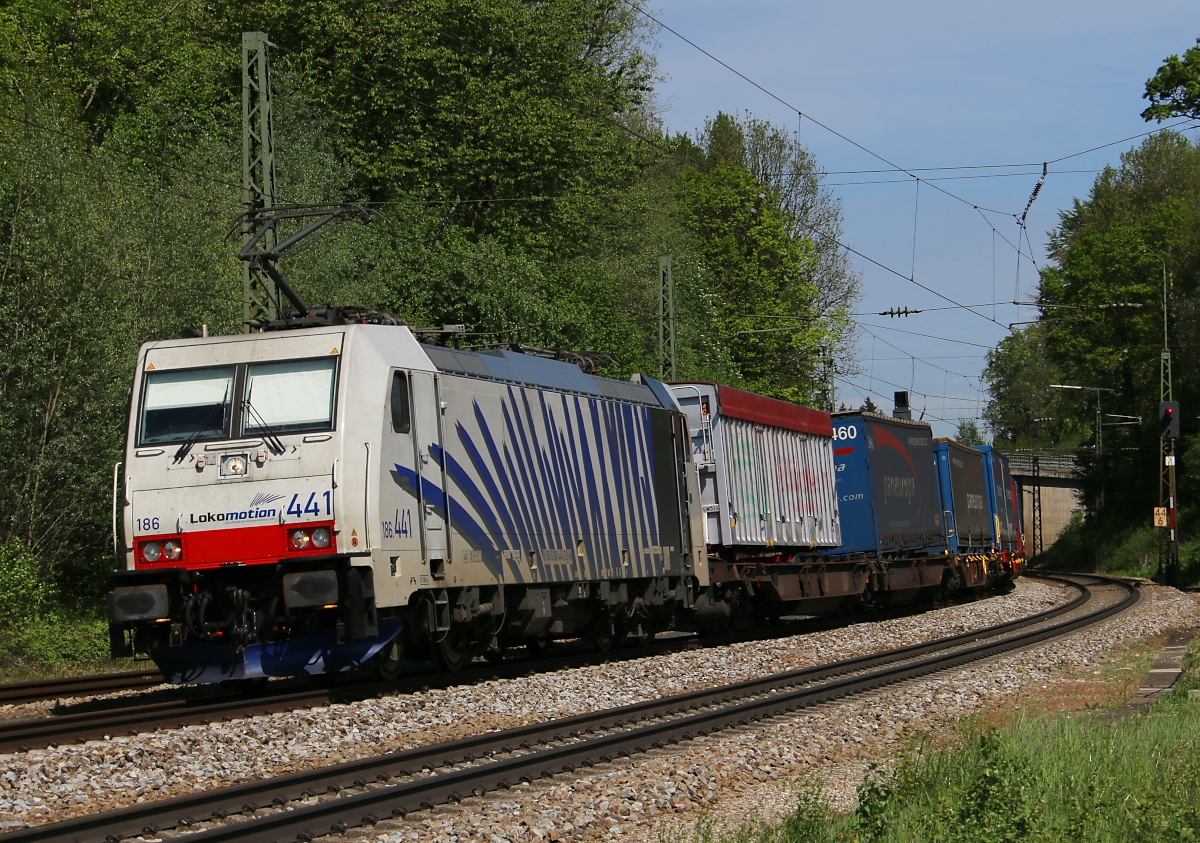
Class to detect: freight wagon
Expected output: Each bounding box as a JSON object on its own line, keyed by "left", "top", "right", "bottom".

{"left": 978, "top": 444, "right": 1025, "bottom": 578}
{"left": 823, "top": 412, "right": 949, "bottom": 602}
{"left": 107, "top": 318, "right": 1022, "bottom": 684}
{"left": 933, "top": 438, "right": 992, "bottom": 587}
{"left": 672, "top": 383, "right": 880, "bottom": 618}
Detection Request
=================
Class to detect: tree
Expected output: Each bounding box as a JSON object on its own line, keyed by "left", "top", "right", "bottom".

{"left": 1143, "top": 38, "right": 1200, "bottom": 121}
{"left": 954, "top": 418, "right": 985, "bottom": 446}
{"left": 0, "top": 1, "right": 861, "bottom": 605}
{"left": 677, "top": 111, "right": 859, "bottom": 403}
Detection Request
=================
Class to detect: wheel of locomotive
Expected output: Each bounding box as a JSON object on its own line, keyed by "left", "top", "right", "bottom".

{"left": 373, "top": 639, "right": 405, "bottom": 681}
{"left": 526, "top": 639, "right": 553, "bottom": 657}
{"left": 627, "top": 617, "right": 655, "bottom": 647}
{"left": 587, "top": 617, "right": 617, "bottom": 653}
{"left": 432, "top": 627, "right": 470, "bottom": 672}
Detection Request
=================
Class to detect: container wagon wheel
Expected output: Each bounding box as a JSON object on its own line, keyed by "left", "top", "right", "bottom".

{"left": 629, "top": 621, "right": 655, "bottom": 647}
{"left": 526, "top": 639, "right": 553, "bottom": 656}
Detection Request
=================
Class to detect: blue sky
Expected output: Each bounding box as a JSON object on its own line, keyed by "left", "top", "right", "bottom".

{"left": 647, "top": 0, "right": 1199, "bottom": 436}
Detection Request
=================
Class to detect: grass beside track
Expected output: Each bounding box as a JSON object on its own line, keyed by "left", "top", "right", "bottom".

{"left": 699, "top": 640, "right": 1200, "bottom": 843}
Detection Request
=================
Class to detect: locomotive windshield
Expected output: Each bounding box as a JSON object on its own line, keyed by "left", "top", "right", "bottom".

{"left": 243, "top": 358, "right": 337, "bottom": 436}
{"left": 137, "top": 358, "right": 337, "bottom": 445}
{"left": 140, "top": 367, "right": 234, "bottom": 445}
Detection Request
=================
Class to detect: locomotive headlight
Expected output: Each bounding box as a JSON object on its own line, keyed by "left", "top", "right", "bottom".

{"left": 162, "top": 540, "right": 183, "bottom": 561}
{"left": 288, "top": 528, "right": 312, "bottom": 550}
{"left": 311, "top": 527, "right": 331, "bottom": 549}
{"left": 141, "top": 541, "right": 163, "bottom": 563}
{"left": 220, "top": 454, "right": 248, "bottom": 477}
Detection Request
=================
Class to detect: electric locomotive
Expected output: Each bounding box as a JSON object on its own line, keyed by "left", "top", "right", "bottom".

{"left": 108, "top": 322, "right": 708, "bottom": 683}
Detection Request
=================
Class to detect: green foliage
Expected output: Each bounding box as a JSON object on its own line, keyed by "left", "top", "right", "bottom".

{"left": 0, "top": 538, "right": 111, "bottom": 671}
{"left": 849, "top": 733, "right": 1037, "bottom": 843}
{"left": 984, "top": 130, "right": 1200, "bottom": 537}
{"left": 0, "top": 538, "right": 55, "bottom": 627}
{"left": 0, "top": 91, "right": 240, "bottom": 583}
{"left": 1143, "top": 38, "right": 1200, "bottom": 122}
{"left": 1034, "top": 514, "right": 1200, "bottom": 586}
{"left": 954, "top": 418, "right": 986, "bottom": 446}
{"left": 679, "top": 784, "right": 837, "bottom": 843}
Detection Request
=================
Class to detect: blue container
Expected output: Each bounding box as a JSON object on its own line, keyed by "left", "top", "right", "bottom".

{"left": 977, "top": 445, "right": 1020, "bottom": 552}
{"left": 825, "top": 413, "right": 946, "bottom": 557}
{"left": 933, "top": 439, "right": 990, "bottom": 554}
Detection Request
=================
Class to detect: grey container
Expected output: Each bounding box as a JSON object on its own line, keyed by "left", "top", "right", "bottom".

{"left": 670, "top": 383, "right": 841, "bottom": 550}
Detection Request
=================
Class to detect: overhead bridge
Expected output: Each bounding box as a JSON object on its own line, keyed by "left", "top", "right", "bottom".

{"left": 1002, "top": 453, "right": 1084, "bottom": 555}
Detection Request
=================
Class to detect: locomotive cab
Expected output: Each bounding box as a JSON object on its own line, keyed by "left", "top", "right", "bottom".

{"left": 109, "top": 326, "right": 398, "bottom": 683}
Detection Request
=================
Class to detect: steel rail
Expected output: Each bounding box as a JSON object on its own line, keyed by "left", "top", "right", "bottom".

{"left": 0, "top": 671, "right": 162, "bottom": 707}
{"left": 2, "top": 575, "right": 1126, "bottom": 843}
{"left": 0, "top": 590, "right": 1001, "bottom": 754}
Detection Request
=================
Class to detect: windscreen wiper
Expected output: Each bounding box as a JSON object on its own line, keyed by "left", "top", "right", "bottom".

{"left": 173, "top": 385, "right": 231, "bottom": 464}
{"left": 243, "top": 394, "right": 286, "bottom": 455}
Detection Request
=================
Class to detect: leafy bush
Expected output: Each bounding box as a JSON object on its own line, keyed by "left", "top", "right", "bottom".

{"left": 0, "top": 538, "right": 112, "bottom": 673}
{"left": 0, "top": 537, "right": 56, "bottom": 627}
{"left": 1035, "top": 514, "right": 1200, "bottom": 587}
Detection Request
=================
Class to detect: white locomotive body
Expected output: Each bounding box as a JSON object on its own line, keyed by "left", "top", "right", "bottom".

{"left": 110, "top": 324, "right": 705, "bottom": 681}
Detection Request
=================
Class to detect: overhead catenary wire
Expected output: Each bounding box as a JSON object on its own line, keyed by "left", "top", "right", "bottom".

{"left": 832, "top": 375, "right": 979, "bottom": 425}
{"left": 855, "top": 322, "right": 996, "bottom": 349}
{"left": 856, "top": 324, "right": 980, "bottom": 380}
{"left": 282, "top": 19, "right": 1188, "bottom": 348}
{"left": 624, "top": 0, "right": 1200, "bottom": 345}
{"left": 792, "top": 219, "right": 1010, "bottom": 329}
{"left": 16, "top": 21, "right": 1188, "bottom": 428}
{"left": 623, "top": 2, "right": 1018, "bottom": 217}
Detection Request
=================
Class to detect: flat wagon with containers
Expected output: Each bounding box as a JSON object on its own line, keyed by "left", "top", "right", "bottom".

{"left": 107, "top": 315, "right": 1024, "bottom": 684}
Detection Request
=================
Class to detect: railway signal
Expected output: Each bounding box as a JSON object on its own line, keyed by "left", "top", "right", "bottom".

{"left": 1159, "top": 401, "right": 1180, "bottom": 440}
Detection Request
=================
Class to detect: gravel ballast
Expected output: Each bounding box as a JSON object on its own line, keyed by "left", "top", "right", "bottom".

{"left": 364, "top": 581, "right": 1196, "bottom": 843}
{"left": 0, "top": 578, "right": 1091, "bottom": 830}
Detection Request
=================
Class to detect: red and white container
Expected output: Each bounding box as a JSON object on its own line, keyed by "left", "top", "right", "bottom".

{"left": 670, "top": 383, "right": 841, "bottom": 551}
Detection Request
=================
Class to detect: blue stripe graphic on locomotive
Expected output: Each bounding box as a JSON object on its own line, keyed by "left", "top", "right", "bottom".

{"left": 389, "top": 386, "right": 663, "bottom": 584}
{"left": 389, "top": 462, "right": 504, "bottom": 577}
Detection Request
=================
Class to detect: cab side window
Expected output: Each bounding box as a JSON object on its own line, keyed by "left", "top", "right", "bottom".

{"left": 390, "top": 372, "right": 411, "bottom": 433}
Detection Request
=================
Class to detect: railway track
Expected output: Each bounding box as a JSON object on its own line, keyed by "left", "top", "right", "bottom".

{"left": 0, "top": 590, "right": 994, "bottom": 754}
{"left": 0, "top": 670, "right": 162, "bottom": 707}
{"left": 2, "top": 574, "right": 1137, "bottom": 843}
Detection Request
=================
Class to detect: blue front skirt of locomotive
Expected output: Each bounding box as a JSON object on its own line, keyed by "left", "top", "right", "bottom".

{"left": 149, "top": 617, "right": 403, "bottom": 685}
